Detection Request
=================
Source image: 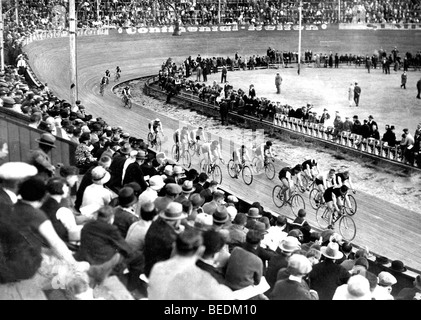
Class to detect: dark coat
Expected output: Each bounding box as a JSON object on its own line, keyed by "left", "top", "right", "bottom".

{"left": 308, "top": 259, "right": 350, "bottom": 300}
{"left": 143, "top": 217, "right": 178, "bottom": 277}
{"left": 106, "top": 154, "right": 127, "bottom": 193}
{"left": 224, "top": 246, "right": 263, "bottom": 290}
{"left": 113, "top": 207, "right": 138, "bottom": 239}
{"left": 123, "top": 162, "right": 148, "bottom": 192}
{"left": 75, "top": 219, "right": 133, "bottom": 265}
{"left": 266, "top": 248, "right": 290, "bottom": 289}
{"left": 271, "top": 278, "right": 318, "bottom": 300}
{"left": 40, "top": 196, "right": 68, "bottom": 242}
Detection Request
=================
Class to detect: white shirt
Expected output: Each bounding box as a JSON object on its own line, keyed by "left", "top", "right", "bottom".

{"left": 262, "top": 225, "right": 288, "bottom": 251}
{"left": 80, "top": 184, "right": 113, "bottom": 216}
{"left": 136, "top": 188, "right": 158, "bottom": 214}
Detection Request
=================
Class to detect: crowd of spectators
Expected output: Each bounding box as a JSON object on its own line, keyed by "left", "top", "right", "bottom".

{"left": 156, "top": 49, "right": 421, "bottom": 167}
{"left": 1, "top": 1, "right": 421, "bottom": 301}
{"left": 4, "top": 0, "right": 421, "bottom": 30}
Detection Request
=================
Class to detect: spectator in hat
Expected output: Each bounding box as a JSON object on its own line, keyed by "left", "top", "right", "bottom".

{"left": 396, "top": 274, "right": 421, "bottom": 300}
{"left": 263, "top": 215, "right": 289, "bottom": 252}
{"left": 245, "top": 207, "right": 262, "bottom": 229}
{"left": 196, "top": 229, "right": 228, "bottom": 285}
{"left": 193, "top": 172, "right": 209, "bottom": 194}
{"left": 126, "top": 201, "right": 157, "bottom": 253}
{"left": 372, "top": 271, "right": 397, "bottom": 300}
{"left": 113, "top": 187, "right": 139, "bottom": 238}
{"left": 188, "top": 193, "right": 206, "bottom": 222}
{"left": 350, "top": 257, "right": 369, "bottom": 277}
{"left": 332, "top": 274, "right": 372, "bottom": 300}
{"left": 136, "top": 175, "right": 165, "bottom": 210}
{"left": 122, "top": 150, "right": 148, "bottom": 193}
{"left": 148, "top": 228, "right": 234, "bottom": 300}
{"left": 41, "top": 177, "right": 83, "bottom": 246}
{"left": 200, "top": 180, "right": 218, "bottom": 203}
{"left": 154, "top": 183, "right": 182, "bottom": 214}
{"left": 202, "top": 190, "right": 225, "bottom": 215}
{"left": 74, "top": 156, "right": 112, "bottom": 212}
{"left": 340, "top": 247, "right": 369, "bottom": 271}
{"left": 107, "top": 143, "right": 133, "bottom": 193}
{"left": 173, "top": 165, "right": 185, "bottom": 185}
{"left": 225, "top": 230, "right": 264, "bottom": 292}
{"left": 143, "top": 202, "right": 187, "bottom": 277}
{"left": 308, "top": 241, "right": 351, "bottom": 300}
{"left": 270, "top": 254, "right": 318, "bottom": 300}
{"left": 175, "top": 180, "right": 196, "bottom": 203}
{"left": 80, "top": 166, "right": 113, "bottom": 219}
{"left": 140, "top": 153, "right": 159, "bottom": 180}
{"left": 0, "top": 162, "right": 37, "bottom": 206}
{"left": 75, "top": 205, "right": 133, "bottom": 286}
{"left": 289, "top": 209, "right": 312, "bottom": 243}
{"left": 74, "top": 132, "right": 97, "bottom": 175}
{"left": 266, "top": 236, "right": 302, "bottom": 289}
{"left": 121, "top": 150, "right": 137, "bottom": 185}
{"left": 227, "top": 212, "right": 248, "bottom": 252}
{"left": 28, "top": 133, "right": 57, "bottom": 181}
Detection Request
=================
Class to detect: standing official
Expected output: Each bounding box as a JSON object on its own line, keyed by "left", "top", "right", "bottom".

{"left": 275, "top": 73, "right": 282, "bottom": 94}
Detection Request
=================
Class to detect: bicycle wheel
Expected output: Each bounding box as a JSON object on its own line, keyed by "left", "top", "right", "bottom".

{"left": 338, "top": 215, "right": 357, "bottom": 241}
{"left": 290, "top": 194, "right": 305, "bottom": 218}
{"left": 128, "top": 99, "right": 132, "bottom": 109}
{"left": 252, "top": 157, "right": 263, "bottom": 174}
{"left": 155, "top": 135, "right": 161, "bottom": 152}
{"left": 265, "top": 162, "right": 276, "bottom": 180}
{"left": 316, "top": 206, "right": 331, "bottom": 229}
{"left": 301, "top": 175, "right": 309, "bottom": 192}
{"left": 147, "top": 133, "right": 154, "bottom": 147}
{"left": 309, "top": 188, "right": 322, "bottom": 210}
{"left": 272, "top": 185, "right": 285, "bottom": 208}
{"left": 344, "top": 194, "right": 357, "bottom": 216}
{"left": 199, "top": 159, "right": 208, "bottom": 173}
{"left": 182, "top": 151, "right": 191, "bottom": 168}
{"left": 242, "top": 165, "right": 253, "bottom": 185}
{"left": 171, "top": 145, "right": 180, "bottom": 162}
{"left": 212, "top": 165, "right": 223, "bottom": 185}
{"left": 227, "top": 160, "right": 237, "bottom": 178}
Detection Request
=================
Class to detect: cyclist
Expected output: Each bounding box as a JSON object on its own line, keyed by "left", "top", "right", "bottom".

{"left": 233, "top": 145, "right": 252, "bottom": 178}
{"left": 100, "top": 75, "right": 108, "bottom": 94}
{"left": 148, "top": 118, "right": 164, "bottom": 144}
{"left": 201, "top": 140, "right": 222, "bottom": 169}
{"left": 314, "top": 168, "right": 336, "bottom": 204}
{"left": 189, "top": 126, "right": 206, "bottom": 155}
{"left": 302, "top": 156, "right": 319, "bottom": 186}
{"left": 173, "top": 126, "right": 192, "bottom": 156}
{"left": 122, "top": 85, "right": 131, "bottom": 108}
{"left": 254, "top": 140, "right": 276, "bottom": 168}
{"left": 105, "top": 69, "right": 111, "bottom": 81}
{"left": 334, "top": 170, "right": 356, "bottom": 213}
{"left": 322, "top": 185, "right": 349, "bottom": 225}
{"left": 278, "top": 164, "right": 303, "bottom": 200}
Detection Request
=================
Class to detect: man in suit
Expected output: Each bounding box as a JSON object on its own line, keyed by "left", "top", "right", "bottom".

{"left": 122, "top": 150, "right": 148, "bottom": 193}
{"left": 353, "top": 82, "right": 361, "bottom": 107}
{"left": 27, "top": 133, "right": 57, "bottom": 182}
{"left": 0, "top": 162, "right": 38, "bottom": 206}
{"left": 106, "top": 143, "right": 132, "bottom": 193}
{"left": 308, "top": 241, "right": 350, "bottom": 300}
{"left": 417, "top": 77, "right": 421, "bottom": 99}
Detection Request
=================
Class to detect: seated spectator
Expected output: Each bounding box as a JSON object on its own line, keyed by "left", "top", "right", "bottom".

{"left": 332, "top": 274, "right": 372, "bottom": 300}
{"left": 289, "top": 209, "right": 312, "bottom": 243}
{"left": 148, "top": 228, "right": 233, "bottom": 300}
{"left": 154, "top": 183, "right": 182, "bottom": 214}
{"left": 227, "top": 212, "right": 248, "bottom": 253}
{"left": 113, "top": 187, "right": 139, "bottom": 238}
{"left": 202, "top": 190, "right": 225, "bottom": 215}
{"left": 396, "top": 274, "right": 421, "bottom": 300}
{"left": 270, "top": 254, "right": 318, "bottom": 300}
{"left": 75, "top": 205, "right": 133, "bottom": 286}
{"left": 372, "top": 271, "right": 397, "bottom": 300}
{"left": 136, "top": 175, "right": 165, "bottom": 210}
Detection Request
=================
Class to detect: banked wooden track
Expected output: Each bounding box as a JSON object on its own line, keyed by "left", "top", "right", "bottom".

{"left": 25, "top": 32, "right": 421, "bottom": 274}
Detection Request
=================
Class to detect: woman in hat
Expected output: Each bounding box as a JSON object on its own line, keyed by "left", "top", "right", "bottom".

{"left": 75, "top": 132, "right": 97, "bottom": 175}
{"left": 80, "top": 166, "right": 113, "bottom": 218}
{"left": 28, "top": 133, "right": 57, "bottom": 181}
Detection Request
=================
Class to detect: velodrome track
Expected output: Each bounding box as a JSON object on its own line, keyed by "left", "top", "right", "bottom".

{"left": 25, "top": 29, "right": 421, "bottom": 272}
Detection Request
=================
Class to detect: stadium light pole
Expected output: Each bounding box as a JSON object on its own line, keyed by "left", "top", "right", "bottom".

{"left": 69, "top": 1, "right": 90, "bottom": 106}
{"left": 297, "top": 0, "right": 302, "bottom": 75}
{"left": 0, "top": 0, "right": 4, "bottom": 72}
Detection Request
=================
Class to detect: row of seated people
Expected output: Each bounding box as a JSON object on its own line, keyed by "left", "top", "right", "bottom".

{"left": 4, "top": 0, "right": 421, "bottom": 31}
